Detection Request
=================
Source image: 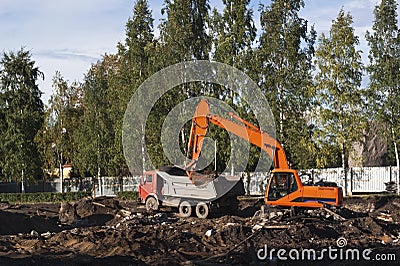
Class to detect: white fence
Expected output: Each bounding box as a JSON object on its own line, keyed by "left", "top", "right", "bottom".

{"left": 1, "top": 166, "right": 398, "bottom": 196}
{"left": 304, "top": 166, "right": 399, "bottom": 195}
{"left": 65, "top": 176, "right": 140, "bottom": 196}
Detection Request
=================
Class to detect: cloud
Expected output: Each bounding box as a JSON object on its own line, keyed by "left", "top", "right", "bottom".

{"left": 0, "top": 0, "right": 134, "bottom": 103}
{"left": 35, "top": 49, "right": 100, "bottom": 63}
{"left": 0, "top": 0, "right": 132, "bottom": 51}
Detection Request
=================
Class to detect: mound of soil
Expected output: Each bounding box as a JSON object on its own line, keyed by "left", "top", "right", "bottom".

{"left": 59, "top": 196, "right": 125, "bottom": 226}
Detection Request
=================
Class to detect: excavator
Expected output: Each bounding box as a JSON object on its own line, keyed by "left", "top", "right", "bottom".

{"left": 185, "top": 99, "right": 343, "bottom": 208}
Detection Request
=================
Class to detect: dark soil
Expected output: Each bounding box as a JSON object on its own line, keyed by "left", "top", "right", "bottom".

{"left": 0, "top": 196, "right": 399, "bottom": 265}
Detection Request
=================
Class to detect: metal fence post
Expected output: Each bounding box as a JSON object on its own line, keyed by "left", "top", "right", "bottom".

{"left": 350, "top": 168, "right": 353, "bottom": 195}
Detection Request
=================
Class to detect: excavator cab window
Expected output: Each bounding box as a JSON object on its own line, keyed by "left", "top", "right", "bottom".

{"left": 268, "top": 172, "right": 296, "bottom": 200}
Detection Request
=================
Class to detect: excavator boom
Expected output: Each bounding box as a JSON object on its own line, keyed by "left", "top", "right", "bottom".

{"left": 186, "top": 99, "right": 288, "bottom": 171}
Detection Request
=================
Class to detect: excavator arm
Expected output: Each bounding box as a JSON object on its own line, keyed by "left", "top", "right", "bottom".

{"left": 185, "top": 99, "right": 289, "bottom": 174}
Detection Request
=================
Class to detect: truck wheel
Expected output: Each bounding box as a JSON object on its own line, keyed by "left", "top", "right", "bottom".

{"left": 195, "top": 202, "right": 209, "bottom": 219}
{"left": 178, "top": 201, "right": 192, "bottom": 217}
{"left": 145, "top": 197, "right": 159, "bottom": 212}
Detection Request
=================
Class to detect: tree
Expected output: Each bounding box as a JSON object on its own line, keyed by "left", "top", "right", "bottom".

{"left": 209, "top": 0, "right": 257, "bottom": 174}
{"left": 256, "top": 0, "right": 317, "bottom": 169}
{"left": 366, "top": 0, "right": 400, "bottom": 193}
{"left": 212, "top": 0, "right": 256, "bottom": 64}
{"left": 315, "top": 9, "right": 365, "bottom": 192}
{"left": 116, "top": 0, "right": 156, "bottom": 174}
{"left": 160, "top": 0, "right": 210, "bottom": 63}
{"left": 140, "top": 0, "right": 211, "bottom": 170}
{"left": 118, "top": 0, "right": 155, "bottom": 90}
{"left": 74, "top": 56, "right": 117, "bottom": 179}
{"left": 0, "top": 48, "right": 44, "bottom": 187}
{"left": 36, "top": 72, "right": 83, "bottom": 179}
{"left": 211, "top": 0, "right": 256, "bottom": 98}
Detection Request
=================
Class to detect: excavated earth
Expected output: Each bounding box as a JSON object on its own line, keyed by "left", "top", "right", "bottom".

{"left": 0, "top": 195, "right": 399, "bottom": 265}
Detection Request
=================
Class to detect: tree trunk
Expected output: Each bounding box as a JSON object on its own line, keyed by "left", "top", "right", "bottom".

{"left": 21, "top": 169, "right": 25, "bottom": 193}
{"left": 341, "top": 142, "right": 348, "bottom": 196}
{"left": 279, "top": 84, "right": 284, "bottom": 144}
{"left": 141, "top": 123, "right": 146, "bottom": 173}
{"left": 93, "top": 176, "right": 96, "bottom": 198}
{"left": 181, "top": 128, "right": 186, "bottom": 164}
{"left": 392, "top": 127, "right": 400, "bottom": 195}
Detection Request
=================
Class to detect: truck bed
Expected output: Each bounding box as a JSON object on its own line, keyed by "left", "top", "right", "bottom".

{"left": 157, "top": 171, "right": 244, "bottom": 204}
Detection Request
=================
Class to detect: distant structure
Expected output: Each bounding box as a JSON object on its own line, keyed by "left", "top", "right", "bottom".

{"left": 349, "top": 122, "right": 388, "bottom": 167}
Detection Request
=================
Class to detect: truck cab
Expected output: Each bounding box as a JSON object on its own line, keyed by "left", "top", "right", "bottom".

{"left": 138, "top": 171, "right": 164, "bottom": 207}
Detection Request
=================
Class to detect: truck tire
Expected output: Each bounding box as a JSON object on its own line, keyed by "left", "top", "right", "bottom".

{"left": 195, "top": 202, "right": 209, "bottom": 219}
{"left": 145, "top": 196, "right": 159, "bottom": 212}
{"left": 178, "top": 201, "right": 192, "bottom": 217}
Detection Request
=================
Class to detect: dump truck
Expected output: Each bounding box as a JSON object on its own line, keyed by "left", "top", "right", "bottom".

{"left": 138, "top": 166, "right": 245, "bottom": 218}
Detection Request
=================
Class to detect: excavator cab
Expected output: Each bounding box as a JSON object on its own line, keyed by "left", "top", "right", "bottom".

{"left": 267, "top": 172, "right": 298, "bottom": 201}
{"left": 265, "top": 169, "right": 343, "bottom": 208}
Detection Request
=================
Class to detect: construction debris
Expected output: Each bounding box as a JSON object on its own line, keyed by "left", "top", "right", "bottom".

{"left": 0, "top": 195, "right": 399, "bottom": 264}
{"left": 385, "top": 181, "right": 398, "bottom": 193}
{"left": 377, "top": 212, "right": 393, "bottom": 222}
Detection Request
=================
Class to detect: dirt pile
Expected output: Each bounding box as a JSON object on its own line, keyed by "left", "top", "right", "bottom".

{"left": 59, "top": 196, "right": 130, "bottom": 226}
{"left": 0, "top": 196, "right": 399, "bottom": 265}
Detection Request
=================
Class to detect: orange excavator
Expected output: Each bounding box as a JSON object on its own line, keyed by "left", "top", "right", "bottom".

{"left": 185, "top": 99, "right": 343, "bottom": 208}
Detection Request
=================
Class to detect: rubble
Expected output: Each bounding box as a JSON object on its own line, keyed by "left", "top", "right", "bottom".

{"left": 205, "top": 229, "right": 214, "bottom": 237}
{"left": 0, "top": 196, "right": 399, "bottom": 264}
{"left": 385, "top": 181, "right": 398, "bottom": 193}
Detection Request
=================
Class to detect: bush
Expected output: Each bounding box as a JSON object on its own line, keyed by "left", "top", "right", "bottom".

{"left": 0, "top": 191, "right": 91, "bottom": 204}
{"left": 116, "top": 191, "right": 138, "bottom": 201}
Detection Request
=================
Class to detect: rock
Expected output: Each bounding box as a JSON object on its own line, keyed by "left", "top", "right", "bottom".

{"left": 205, "top": 229, "right": 214, "bottom": 237}
{"left": 40, "top": 231, "right": 51, "bottom": 238}
{"left": 30, "top": 230, "right": 39, "bottom": 237}
{"left": 59, "top": 202, "right": 77, "bottom": 225}
{"left": 0, "top": 202, "right": 10, "bottom": 210}
{"left": 70, "top": 228, "right": 79, "bottom": 234}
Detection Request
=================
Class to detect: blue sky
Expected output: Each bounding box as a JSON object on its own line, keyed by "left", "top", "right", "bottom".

{"left": 0, "top": 0, "right": 388, "bottom": 104}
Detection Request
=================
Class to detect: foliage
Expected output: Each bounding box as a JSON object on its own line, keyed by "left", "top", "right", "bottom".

{"left": 74, "top": 56, "right": 117, "bottom": 178}
{"left": 0, "top": 48, "right": 44, "bottom": 182}
{"left": 35, "top": 72, "right": 83, "bottom": 178}
{"left": 160, "top": 0, "right": 210, "bottom": 63}
{"left": 314, "top": 9, "right": 365, "bottom": 168}
{"left": 4, "top": 1, "right": 398, "bottom": 183}
{"left": 365, "top": 0, "right": 400, "bottom": 169}
{"left": 256, "top": 0, "right": 317, "bottom": 169}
